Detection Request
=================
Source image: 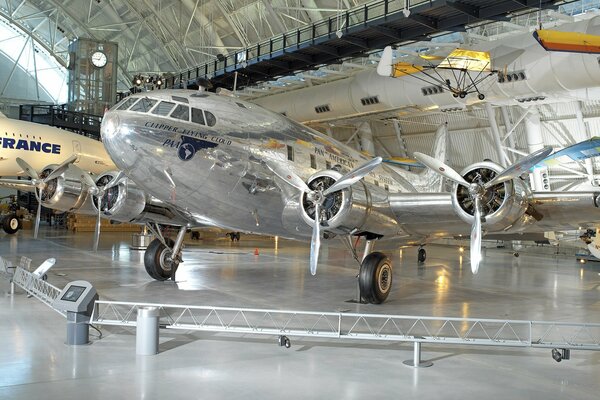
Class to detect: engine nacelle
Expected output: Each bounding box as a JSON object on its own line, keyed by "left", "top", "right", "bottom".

{"left": 95, "top": 171, "right": 186, "bottom": 225}
{"left": 296, "top": 170, "right": 398, "bottom": 237}
{"left": 451, "top": 161, "right": 535, "bottom": 232}
{"left": 39, "top": 165, "right": 92, "bottom": 213}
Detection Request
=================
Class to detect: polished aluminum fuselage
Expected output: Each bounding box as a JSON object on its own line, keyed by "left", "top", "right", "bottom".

{"left": 100, "top": 90, "right": 600, "bottom": 245}
{"left": 102, "top": 90, "right": 434, "bottom": 241}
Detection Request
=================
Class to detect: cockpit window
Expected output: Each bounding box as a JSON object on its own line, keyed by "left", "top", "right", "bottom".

{"left": 152, "top": 101, "right": 176, "bottom": 116}
{"left": 191, "top": 108, "right": 205, "bottom": 125}
{"left": 204, "top": 110, "right": 216, "bottom": 127}
{"left": 171, "top": 104, "right": 189, "bottom": 121}
{"left": 130, "top": 98, "right": 157, "bottom": 113}
{"left": 116, "top": 97, "right": 139, "bottom": 110}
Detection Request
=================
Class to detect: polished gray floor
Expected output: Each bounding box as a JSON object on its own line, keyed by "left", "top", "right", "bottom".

{"left": 1, "top": 226, "right": 599, "bottom": 399}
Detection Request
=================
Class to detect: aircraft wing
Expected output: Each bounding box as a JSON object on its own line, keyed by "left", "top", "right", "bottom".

{"left": 0, "top": 178, "right": 36, "bottom": 193}
{"left": 537, "top": 137, "right": 600, "bottom": 167}
{"left": 534, "top": 29, "right": 600, "bottom": 54}
{"left": 436, "top": 49, "right": 492, "bottom": 72}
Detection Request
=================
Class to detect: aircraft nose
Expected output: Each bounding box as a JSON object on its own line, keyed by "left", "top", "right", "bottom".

{"left": 101, "top": 112, "right": 120, "bottom": 141}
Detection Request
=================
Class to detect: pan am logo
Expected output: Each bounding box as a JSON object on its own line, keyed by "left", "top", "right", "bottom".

{"left": 177, "top": 135, "right": 218, "bottom": 161}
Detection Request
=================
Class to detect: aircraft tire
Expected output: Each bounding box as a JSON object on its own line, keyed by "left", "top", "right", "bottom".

{"left": 418, "top": 248, "right": 426, "bottom": 263}
{"left": 144, "top": 238, "right": 176, "bottom": 281}
{"left": 359, "top": 252, "right": 392, "bottom": 304}
{"left": 2, "top": 214, "right": 20, "bottom": 234}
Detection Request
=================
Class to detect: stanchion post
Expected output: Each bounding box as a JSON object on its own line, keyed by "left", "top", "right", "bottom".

{"left": 403, "top": 342, "right": 433, "bottom": 368}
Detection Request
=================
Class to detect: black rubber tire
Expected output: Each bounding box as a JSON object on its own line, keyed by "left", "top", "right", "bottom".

{"left": 359, "top": 252, "right": 393, "bottom": 304}
{"left": 2, "top": 214, "right": 20, "bottom": 234}
{"left": 418, "top": 248, "right": 426, "bottom": 263}
{"left": 144, "top": 238, "right": 176, "bottom": 281}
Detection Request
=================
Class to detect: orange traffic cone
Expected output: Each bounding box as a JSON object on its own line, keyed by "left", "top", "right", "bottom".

{"left": 254, "top": 248, "right": 259, "bottom": 256}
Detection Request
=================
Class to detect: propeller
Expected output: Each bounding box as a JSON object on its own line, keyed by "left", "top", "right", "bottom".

{"left": 267, "top": 157, "right": 382, "bottom": 275}
{"left": 15, "top": 156, "right": 78, "bottom": 239}
{"left": 414, "top": 146, "right": 553, "bottom": 274}
{"left": 70, "top": 165, "right": 126, "bottom": 251}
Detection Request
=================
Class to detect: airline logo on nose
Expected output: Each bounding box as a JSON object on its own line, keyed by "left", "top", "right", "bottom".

{"left": 162, "top": 135, "right": 219, "bottom": 161}
{"left": 1, "top": 138, "right": 61, "bottom": 154}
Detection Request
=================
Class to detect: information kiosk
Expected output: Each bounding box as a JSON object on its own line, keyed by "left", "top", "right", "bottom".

{"left": 53, "top": 281, "right": 98, "bottom": 345}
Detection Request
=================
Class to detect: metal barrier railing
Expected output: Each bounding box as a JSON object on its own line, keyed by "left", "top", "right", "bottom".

{"left": 91, "top": 301, "right": 600, "bottom": 351}
{"left": 10, "top": 266, "right": 65, "bottom": 317}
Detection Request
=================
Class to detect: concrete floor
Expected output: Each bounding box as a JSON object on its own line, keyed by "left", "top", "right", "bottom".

{"left": 1, "top": 226, "right": 599, "bottom": 399}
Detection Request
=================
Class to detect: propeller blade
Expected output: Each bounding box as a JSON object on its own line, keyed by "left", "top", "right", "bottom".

{"left": 309, "top": 202, "right": 321, "bottom": 276}
{"left": 265, "top": 162, "right": 310, "bottom": 193}
{"left": 413, "top": 152, "right": 470, "bottom": 187}
{"left": 16, "top": 157, "right": 39, "bottom": 180}
{"left": 33, "top": 197, "right": 41, "bottom": 239}
{"left": 93, "top": 197, "right": 102, "bottom": 252}
{"left": 484, "top": 146, "right": 553, "bottom": 189}
{"left": 104, "top": 171, "right": 125, "bottom": 190}
{"left": 69, "top": 164, "right": 98, "bottom": 192}
{"left": 43, "top": 154, "right": 78, "bottom": 183}
{"left": 470, "top": 196, "right": 482, "bottom": 274}
{"left": 323, "top": 157, "right": 383, "bottom": 196}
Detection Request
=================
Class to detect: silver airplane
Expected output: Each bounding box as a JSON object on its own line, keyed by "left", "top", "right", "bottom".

{"left": 78, "top": 88, "right": 599, "bottom": 304}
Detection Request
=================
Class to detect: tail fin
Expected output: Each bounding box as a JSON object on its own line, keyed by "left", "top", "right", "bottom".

{"left": 377, "top": 46, "right": 394, "bottom": 77}
{"left": 420, "top": 123, "right": 449, "bottom": 191}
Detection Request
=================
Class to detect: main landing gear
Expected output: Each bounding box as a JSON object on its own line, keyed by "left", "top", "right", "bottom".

{"left": 143, "top": 224, "right": 188, "bottom": 281}
{"left": 354, "top": 239, "right": 393, "bottom": 304}
{"left": 2, "top": 213, "right": 20, "bottom": 234}
{"left": 418, "top": 246, "right": 426, "bottom": 263}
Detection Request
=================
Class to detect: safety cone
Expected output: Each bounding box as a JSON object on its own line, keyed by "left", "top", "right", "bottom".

{"left": 254, "top": 248, "right": 259, "bottom": 256}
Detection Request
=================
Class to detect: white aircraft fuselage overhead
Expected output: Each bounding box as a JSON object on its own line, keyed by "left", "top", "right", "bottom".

{"left": 252, "top": 16, "right": 600, "bottom": 123}
{"left": 0, "top": 118, "right": 115, "bottom": 176}
{"left": 83, "top": 88, "right": 600, "bottom": 303}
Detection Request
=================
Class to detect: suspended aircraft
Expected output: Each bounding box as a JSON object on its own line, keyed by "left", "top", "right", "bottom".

{"left": 0, "top": 117, "right": 116, "bottom": 234}
{"left": 377, "top": 46, "right": 498, "bottom": 100}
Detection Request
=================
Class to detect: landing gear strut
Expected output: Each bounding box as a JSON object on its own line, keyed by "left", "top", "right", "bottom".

{"left": 144, "top": 224, "right": 188, "bottom": 281}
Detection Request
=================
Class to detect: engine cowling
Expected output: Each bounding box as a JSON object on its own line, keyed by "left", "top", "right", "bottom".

{"left": 450, "top": 161, "right": 534, "bottom": 232}
{"left": 94, "top": 171, "right": 185, "bottom": 225}
{"left": 39, "top": 165, "right": 94, "bottom": 213}
{"left": 296, "top": 170, "right": 398, "bottom": 237}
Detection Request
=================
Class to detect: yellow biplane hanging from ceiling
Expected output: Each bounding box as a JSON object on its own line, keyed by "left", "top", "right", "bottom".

{"left": 377, "top": 46, "right": 498, "bottom": 100}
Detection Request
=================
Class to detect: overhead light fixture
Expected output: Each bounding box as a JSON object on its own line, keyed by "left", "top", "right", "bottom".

{"left": 134, "top": 76, "right": 142, "bottom": 86}
{"left": 155, "top": 76, "right": 163, "bottom": 86}
{"left": 403, "top": 0, "right": 411, "bottom": 17}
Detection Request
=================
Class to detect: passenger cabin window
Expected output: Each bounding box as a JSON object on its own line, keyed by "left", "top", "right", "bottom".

{"left": 116, "top": 97, "right": 139, "bottom": 110}
{"left": 374, "top": 180, "right": 379, "bottom": 187}
{"left": 171, "top": 104, "right": 189, "bottom": 121}
{"left": 204, "top": 110, "right": 216, "bottom": 127}
{"left": 152, "top": 101, "right": 176, "bottom": 116}
{"left": 287, "top": 145, "right": 294, "bottom": 161}
{"left": 325, "top": 161, "right": 331, "bottom": 169}
{"left": 191, "top": 108, "right": 205, "bottom": 125}
{"left": 310, "top": 154, "right": 316, "bottom": 169}
{"left": 384, "top": 184, "right": 389, "bottom": 192}
{"left": 130, "top": 98, "right": 157, "bottom": 113}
